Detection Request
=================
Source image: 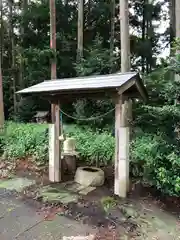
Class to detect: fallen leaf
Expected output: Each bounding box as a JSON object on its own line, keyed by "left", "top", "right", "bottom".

{"left": 7, "top": 208, "right": 14, "bottom": 212}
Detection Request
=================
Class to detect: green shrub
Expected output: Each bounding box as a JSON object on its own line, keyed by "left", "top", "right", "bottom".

{"left": 130, "top": 132, "right": 180, "bottom": 196}
{"left": 2, "top": 122, "right": 180, "bottom": 196}
{"left": 65, "top": 125, "right": 115, "bottom": 166}
{"left": 1, "top": 122, "right": 48, "bottom": 161}
{"left": 0, "top": 122, "right": 114, "bottom": 166}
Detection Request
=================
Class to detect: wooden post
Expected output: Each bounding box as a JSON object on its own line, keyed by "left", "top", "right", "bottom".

{"left": 114, "top": 95, "right": 130, "bottom": 198}
{"left": 49, "top": 0, "right": 62, "bottom": 182}
{"left": 115, "top": 0, "right": 131, "bottom": 198}
{"left": 49, "top": 103, "right": 61, "bottom": 182}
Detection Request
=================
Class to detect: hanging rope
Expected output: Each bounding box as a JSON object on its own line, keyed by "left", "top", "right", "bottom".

{"left": 60, "top": 107, "right": 115, "bottom": 121}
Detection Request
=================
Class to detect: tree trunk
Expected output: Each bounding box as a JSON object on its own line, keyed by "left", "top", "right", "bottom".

{"left": 142, "top": 0, "right": 146, "bottom": 73}
{"left": 175, "top": 0, "right": 180, "bottom": 39}
{"left": 174, "top": 0, "right": 180, "bottom": 105}
{"left": 0, "top": 56, "right": 4, "bottom": 128}
{"left": 0, "top": 0, "right": 4, "bottom": 66}
{"left": 50, "top": 0, "right": 57, "bottom": 122}
{"left": 169, "top": 0, "right": 175, "bottom": 50}
{"left": 0, "top": 0, "right": 4, "bottom": 127}
{"left": 77, "top": 0, "right": 84, "bottom": 62}
{"left": 110, "top": 0, "right": 115, "bottom": 73}
{"left": 9, "top": 0, "right": 17, "bottom": 116}
{"left": 19, "top": 0, "right": 28, "bottom": 89}
{"left": 115, "top": 0, "right": 131, "bottom": 198}
{"left": 120, "top": 0, "right": 130, "bottom": 72}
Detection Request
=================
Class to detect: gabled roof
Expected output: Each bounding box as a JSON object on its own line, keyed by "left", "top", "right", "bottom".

{"left": 17, "top": 72, "right": 148, "bottom": 100}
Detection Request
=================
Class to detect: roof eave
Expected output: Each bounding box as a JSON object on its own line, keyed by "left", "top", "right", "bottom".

{"left": 135, "top": 74, "right": 148, "bottom": 101}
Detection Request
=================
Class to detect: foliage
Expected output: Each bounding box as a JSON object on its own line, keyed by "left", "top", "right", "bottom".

{"left": 129, "top": 0, "right": 163, "bottom": 72}
{"left": 1, "top": 112, "right": 180, "bottom": 196}
{"left": 134, "top": 104, "right": 180, "bottom": 138}
{"left": 72, "top": 99, "right": 114, "bottom": 130}
{"left": 130, "top": 132, "right": 180, "bottom": 196}
{"left": 0, "top": 122, "right": 48, "bottom": 161}
{"left": 65, "top": 124, "right": 115, "bottom": 166}
{"left": 130, "top": 43, "right": 180, "bottom": 196}
{"left": 0, "top": 122, "right": 114, "bottom": 166}
{"left": 1, "top": 0, "right": 166, "bottom": 120}
{"left": 101, "top": 196, "right": 117, "bottom": 214}
{"left": 75, "top": 35, "right": 118, "bottom": 76}
{"left": 1, "top": 0, "right": 180, "bottom": 198}
{"left": 73, "top": 36, "right": 116, "bottom": 129}
{"left": 168, "top": 38, "right": 180, "bottom": 75}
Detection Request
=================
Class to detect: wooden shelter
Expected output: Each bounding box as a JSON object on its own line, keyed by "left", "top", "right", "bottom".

{"left": 17, "top": 72, "right": 148, "bottom": 198}
{"left": 34, "top": 111, "right": 50, "bottom": 123}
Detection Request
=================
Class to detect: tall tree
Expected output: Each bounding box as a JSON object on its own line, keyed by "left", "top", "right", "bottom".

{"left": 0, "top": 57, "right": 4, "bottom": 128}
{"left": 19, "top": 0, "right": 28, "bottom": 89}
{"left": 77, "top": 0, "right": 84, "bottom": 62}
{"left": 0, "top": 0, "right": 4, "bottom": 127}
{"left": 120, "top": 0, "right": 130, "bottom": 72}
{"left": 175, "top": 0, "right": 180, "bottom": 39}
{"left": 174, "top": 0, "right": 180, "bottom": 93}
{"left": 50, "top": 0, "right": 57, "bottom": 122}
{"left": 141, "top": 0, "right": 147, "bottom": 72}
{"left": 0, "top": 0, "right": 167, "bottom": 120}
{"left": 169, "top": 0, "right": 175, "bottom": 47}
{"left": 110, "top": 0, "right": 115, "bottom": 72}
{"left": 8, "top": 0, "right": 17, "bottom": 115}
{"left": 114, "top": 0, "right": 131, "bottom": 198}
{"left": 130, "top": 0, "right": 162, "bottom": 72}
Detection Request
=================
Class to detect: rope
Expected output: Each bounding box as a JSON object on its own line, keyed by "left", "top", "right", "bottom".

{"left": 60, "top": 107, "right": 115, "bottom": 121}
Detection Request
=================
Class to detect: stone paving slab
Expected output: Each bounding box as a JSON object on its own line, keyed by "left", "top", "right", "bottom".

{"left": 39, "top": 185, "right": 79, "bottom": 204}
{"left": 63, "top": 181, "right": 96, "bottom": 195}
{"left": 39, "top": 181, "right": 96, "bottom": 204}
{"left": 0, "top": 194, "right": 96, "bottom": 240}
{"left": 0, "top": 178, "right": 35, "bottom": 192}
{"left": 0, "top": 185, "right": 96, "bottom": 240}
{"left": 17, "top": 215, "right": 96, "bottom": 240}
{"left": 0, "top": 195, "right": 42, "bottom": 239}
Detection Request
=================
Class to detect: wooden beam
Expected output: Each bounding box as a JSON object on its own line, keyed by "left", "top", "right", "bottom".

{"left": 117, "top": 78, "right": 135, "bottom": 95}
{"left": 135, "top": 79, "right": 148, "bottom": 101}
{"left": 41, "top": 90, "right": 117, "bottom": 103}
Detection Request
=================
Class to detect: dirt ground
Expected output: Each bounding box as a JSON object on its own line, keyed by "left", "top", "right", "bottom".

{"left": 0, "top": 159, "right": 180, "bottom": 240}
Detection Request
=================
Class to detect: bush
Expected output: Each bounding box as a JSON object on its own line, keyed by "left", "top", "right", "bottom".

{"left": 65, "top": 125, "right": 115, "bottom": 166}
{"left": 1, "top": 122, "right": 49, "bottom": 161}
{"left": 131, "top": 66, "right": 180, "bottom": 196}
{"left": 0, "top": 122, "right": 114, "bottom": 166}
{"left": 130, "top": 132, "right": 180, "bottom": 196}
{"left": 1, "top": 121, "right": 180, "bottom": 196}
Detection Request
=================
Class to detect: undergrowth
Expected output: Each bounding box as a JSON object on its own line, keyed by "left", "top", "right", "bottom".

{"left": 0, "top": 121, "right": 180, "bottom": 196}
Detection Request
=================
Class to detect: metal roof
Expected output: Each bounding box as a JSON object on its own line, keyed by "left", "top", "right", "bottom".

{"left": 17, "top": 72, "right": 147, "bottom": 100}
